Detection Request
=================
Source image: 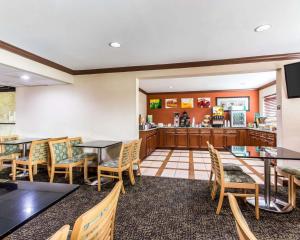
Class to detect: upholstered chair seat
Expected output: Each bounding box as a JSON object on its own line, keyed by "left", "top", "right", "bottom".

{"left": 223, "top": 163, "right": 243, "bottom": 171}
{"left": 224, "top": 170, "right": 256, "bottom": 183}
{"left": 100, "top": 160, "right": 119, "bottom": 168}
{"left": 280, "top": 167, "right": 300, "bottom": 178}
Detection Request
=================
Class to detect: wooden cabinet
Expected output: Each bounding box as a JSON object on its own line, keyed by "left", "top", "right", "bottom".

{"left": 139, "top": 128, "right": 158, "bottom": 160}
{"left": 224, "top": 129, "right": 238, "bottom": 147}
{"left": 188, "top": 129, "right": 200, "bottom": 148}
{"left": 199, "top": 129, "right": 211, "bottom": 148}
{"left": 212, "top": 129, "right": 225, "bottom": 148}
{"left": 140, "top": 127, "right": 276, "bottom": 159}
{"left": 175, "top": 128, "right": 188, "bottom": 148}
{"left": 165, "top": 129, "right": 176, "bottom": 148}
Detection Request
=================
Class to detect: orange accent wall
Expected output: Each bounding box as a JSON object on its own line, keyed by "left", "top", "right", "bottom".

{"left": 147, "top": 90, "right": 259, "bottom": 124}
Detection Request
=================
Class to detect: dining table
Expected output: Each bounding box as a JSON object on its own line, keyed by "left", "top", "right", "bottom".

{"left": 227, "top": 145, "right": 300, "bottom": 213}
{"left": 74, "top": 140, "right": 122, "bottom": 185}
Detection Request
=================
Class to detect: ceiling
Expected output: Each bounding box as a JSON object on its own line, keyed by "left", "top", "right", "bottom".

{"left": 0, "top": 64, "right": 67, "bottom": 87}
{"left": 0, "top": 1, "right": 300, "bottom": 70}
{"left": 139, "top": 71, "right": 276, "bottom": 93}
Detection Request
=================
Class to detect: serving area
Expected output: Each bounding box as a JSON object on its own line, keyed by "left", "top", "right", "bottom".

{"left": 140, "top": 127, "right": 276, "bottom": 159}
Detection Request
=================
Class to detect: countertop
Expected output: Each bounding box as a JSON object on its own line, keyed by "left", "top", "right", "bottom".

{"left": 139, "top": 126, "right": 276, "bottom": 133}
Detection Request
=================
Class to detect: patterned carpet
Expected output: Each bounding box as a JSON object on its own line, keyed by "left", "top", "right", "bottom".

{"left": 1, "top": 168, "right": 300, "bottom": 240}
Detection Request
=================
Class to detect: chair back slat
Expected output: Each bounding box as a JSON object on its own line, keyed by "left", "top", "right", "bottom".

{"left": 71, "top": 181, "right": 122, "bottom": 240}
{"left": 29, "top": 139, "right": 50, "bottom": 163}
{"left": 48, "top": 225, "right": 70, "bottom": 240}
{"left": 207, "top": 143, "right": 224, "bottom": 183}
{"left": 49, "top": 139, "right": 71, "bottom": 164}
{"left": 207, "top": 141, "right": 216, "bottom": 174}
{"left": 69, "top": 137, "right": 84, "bottom": 157}
{"left": 118, "top": 142, "right": 133, "bottom": 168}
{"left": 228, "top": 194, "right": 257, "bottom": 240}
{"left": 131, "top": 139, "right": 142, "bottom": 163}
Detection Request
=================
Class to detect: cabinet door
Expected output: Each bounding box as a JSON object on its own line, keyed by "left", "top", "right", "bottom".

{"left": 212, "top": 134, "right": 224, "bottom": 148}
{"left": 238, "top": 130, "right": 247, "bottom": 146}
{"left": 165, "top": 132, "right": 176, "bottom": 148}
{"left": 146, "top": 136, "right": 152, "bottom": 155}
{"left": 188, "top": 134, "right": 200, "bottom": 148}
{"left": 200, "top": 134, "right": 211, "bottom": 148}
{"left": 176, "top": 133, "right": 188, "bottom": 148}
{"left": 139, "top": 136, "right": 147, "bottom": 160}
{"left": 225, "top": 134, "right": 238, "bottom": 147}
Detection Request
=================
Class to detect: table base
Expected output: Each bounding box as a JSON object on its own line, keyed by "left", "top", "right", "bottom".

{"left": 85, "top": 177, "right": 113, "bottom": 186}
{"left": 247, "top": 195, "right": 294, "bottom": 213}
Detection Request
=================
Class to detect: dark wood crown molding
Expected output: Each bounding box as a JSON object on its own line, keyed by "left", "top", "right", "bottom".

{"left": 139, "top": 88, "right": 148, "bottom": 95}
{"left": 1, "top": 40, "right": 300, "bottom": 75}
{"left": 146, "top": 88, "right": 258, "bottom": 95}
{"left": 0, "top": 40, "right": 73, "bottom": 74}
{"left": 258, "top": 80, "right": 276, "bottom": 91}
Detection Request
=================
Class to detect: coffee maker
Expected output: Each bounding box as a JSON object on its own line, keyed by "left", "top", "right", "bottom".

{"left": 179, "top": 111, "right": 190, "bottom": 127}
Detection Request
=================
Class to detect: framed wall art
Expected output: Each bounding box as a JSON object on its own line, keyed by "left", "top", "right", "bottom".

{"left": 216, "top": 96, "right": 250, "bottom": 111}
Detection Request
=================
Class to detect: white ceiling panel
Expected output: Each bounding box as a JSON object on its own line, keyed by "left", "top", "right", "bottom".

{"left": 0, "top": 1, "right": 300, "bottom": 69}
{"left": 139, "top": 71, "right": 276, "bottom": 93}
{"left": 0, "top": 64, "right": 67, "bottom": 87}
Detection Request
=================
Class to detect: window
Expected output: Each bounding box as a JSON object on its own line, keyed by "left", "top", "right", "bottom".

{"left": 264, "top": 94, "right": 277, "bottom": 117}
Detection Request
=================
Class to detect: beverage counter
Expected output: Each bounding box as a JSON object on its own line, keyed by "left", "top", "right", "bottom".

{"left": 139, "top": 127, "right": 276, "bottom": 160}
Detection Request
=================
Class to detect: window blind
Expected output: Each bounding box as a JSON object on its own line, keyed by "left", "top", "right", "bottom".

{"left": 264, "top": 94, "right": 277, "bottom": 117}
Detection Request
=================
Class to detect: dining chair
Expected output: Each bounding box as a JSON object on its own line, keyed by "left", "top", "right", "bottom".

{"left": 0, "top": 135, "right": 21, "bottom": 170}
{"left": 291, "top": 176, "right": 300, "bottom": 208}
{"left": 12, "top": 139, "right": 49, "bottom": 182}
{"left": 131, "top": 138, "right": 142, "bottom": 177}
{"left": 48, "top": 225, "right": 70, "bottom": 240}
{"left": 209, "top": 145, "right": 260, "bottom": 220}
{"left": 207, "top": 141, "right": 243, "bottom": 187}
{"left": 68, "top": 137, "right": 97, "bottom": 182}
{"left": 48, "top": 139, "right": 84, "bottom": 184}
{"left": 97, "top": 142, "right": 135, "bottom": 193}
{"left": 70, "top": 181, "right": 122, "bottom": 240}
{"left": 228, "top": 193, "right": 258, "bottom": 240}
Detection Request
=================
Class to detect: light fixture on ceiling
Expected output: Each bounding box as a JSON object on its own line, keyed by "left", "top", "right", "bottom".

{"left": 109, "top": 42, "right": 121, "bottom": 48}
{"left": 169, "top": 86, "right": 173, "bottom": 89}
{"left": 20, "top": 74, "right": 30, "bottom": 80}
{"left": 255, "top": 24, "right": 271, "bottom": 32}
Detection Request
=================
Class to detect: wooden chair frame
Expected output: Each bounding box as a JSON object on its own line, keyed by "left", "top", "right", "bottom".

{"left": 209, "top": 145, "right": 260, "bottom": 220}
{"left": 68, "top": 137, "right": 97, "bottom": 183}
{"left": 49, "top": 139, "right": 84, "bottom": 184}
{"left": 131, "top": 138, "right": 142, "bottom": 177}
{"left": 0, "top": 135, "right": 20, "bottom": 170}
{"left": 291, "top": 176, "right": 300, "bottom": 208}
{"left": 48, "top": 225, "right": 70, "bottom": 240}
{"left": 228, "top": 194, "right": 258, "bottom": 240}
{"left": 71, "top": 181, "right": 122, "bottom": 240}
{"left": 97, "top": 142, "right": 135, "bottom": 193}
{"left": 275, "top": 166, "right": 295, "bottom": 207}
{"left": 12, "top": 139, "right": 49, "bottom": 182}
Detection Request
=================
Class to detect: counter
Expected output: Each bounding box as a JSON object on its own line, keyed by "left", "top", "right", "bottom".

{"left": 139, "top": 127, "right": 276, "bottom": 159}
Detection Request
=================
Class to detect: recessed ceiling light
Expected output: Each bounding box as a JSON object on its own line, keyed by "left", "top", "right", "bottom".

{"left": 255, "top": 24, "right": 271, "bottom": 32}
{"left": 169, "top": 86, "right": 173, "bottom": 89}
{"left": 109, "top": 42, "right": 121, "bottom": 48}
{"left": 20, "top": 74, "right": 30, "bottom": 80}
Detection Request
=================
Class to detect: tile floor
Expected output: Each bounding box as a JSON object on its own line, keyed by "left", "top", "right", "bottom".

{"left": 140, "top": 149, "right": 273, "bottom": 184}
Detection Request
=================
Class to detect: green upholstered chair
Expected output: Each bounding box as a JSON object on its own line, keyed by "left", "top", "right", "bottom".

{"left": 97, "top": 141, "right": 135, "bottom": 193}
{"left": 207, "top": 141, "right": 243, "bottom": 187}
{"left": 209, "top": 145, "right": 260, "bottom": 220}
{"left": 49, "top": 139, "right": 84, "bottom": 184}
{"left": 12, "top": 139, "right": 49, "bottom": 182}
{"left": 0, "top": 135, "right": 21, "bottom": 170}
{"left": 68, "top": 137, "right": 97, "bottom": 183}
{"left": 276, "top": 166, "right": 300, "bottom": 208}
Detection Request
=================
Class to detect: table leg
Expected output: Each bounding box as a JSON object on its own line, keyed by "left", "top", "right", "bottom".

{"left": 88, "top": 148, "right": 112, "bottom": 186}
{"left": 247, "top": 158, "right": 293, "bottom": 213}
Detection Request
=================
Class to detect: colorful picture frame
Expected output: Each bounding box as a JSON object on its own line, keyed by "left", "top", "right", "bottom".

{"left": 197, "top": 97, "right": 211, "bottom": 108}
{"left": 165, "top": 98, "right": 178, "bottom": 108}
{"left": 149, "top": 99, "right": 162, "bottom": 109}
{"left": 181, "top": 98, "right": 194, "bottom": 108}
{"left": 216, "top": 96, "right": 250, "bottom": 111}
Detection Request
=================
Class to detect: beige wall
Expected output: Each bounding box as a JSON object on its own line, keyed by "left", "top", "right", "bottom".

{"left": 276, "top": 68, "right": 300, "bottom": 152}
{"left": 16, "top": 73, "right": 138, "bottom": 141}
